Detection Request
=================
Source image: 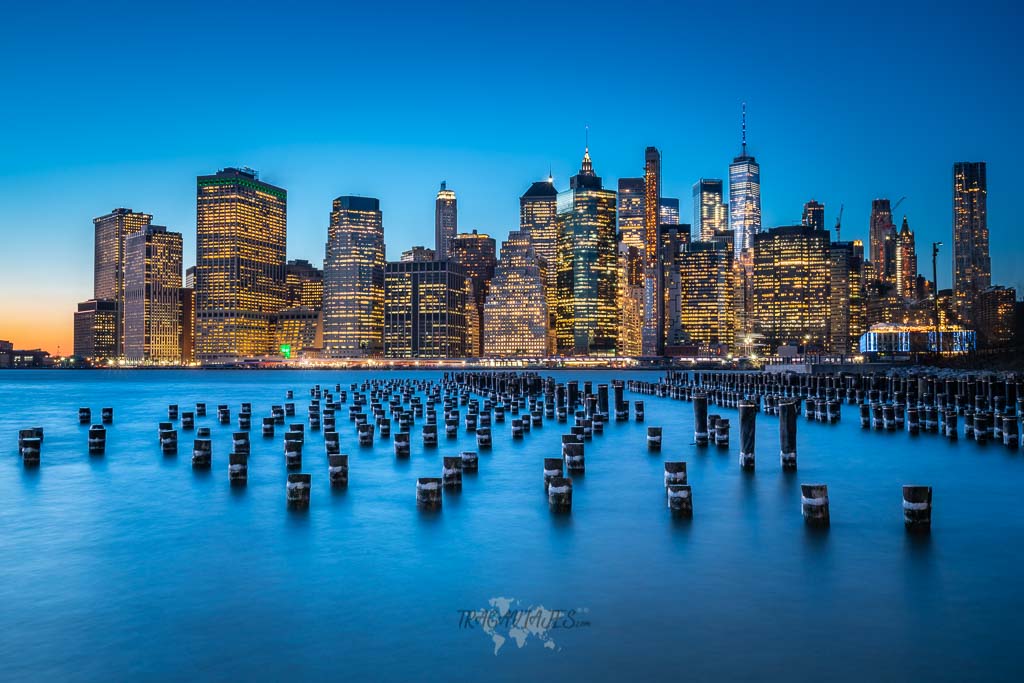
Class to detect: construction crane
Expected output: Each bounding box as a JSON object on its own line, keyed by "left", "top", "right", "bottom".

{"left": 834, "top": 204, "right": 844, "bottom": 241}
{"left": 892, "top": 196, "right": 906, "bottom": 215}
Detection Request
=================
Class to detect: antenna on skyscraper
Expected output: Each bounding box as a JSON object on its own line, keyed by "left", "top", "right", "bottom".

{"left": 585, "top": 124, "right": 589, "bottom": 151}
{"left": 741, "top": 102, "right": 747, "bottom": 156}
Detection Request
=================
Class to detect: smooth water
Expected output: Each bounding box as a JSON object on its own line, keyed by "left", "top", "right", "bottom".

{"left": 1, "top": 370, "right": 1022, "bottom": 682}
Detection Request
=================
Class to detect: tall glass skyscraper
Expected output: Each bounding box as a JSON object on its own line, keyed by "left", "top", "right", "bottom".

{"left": 693, "top": 179, "right": 726, "bottom": 241}
{"left": 93, "top": 207, "right": 153, "bottom": 357}
{"left": 323, "top": 196, "right": 385, "bottom": 357}
{"left": 556, "top": 146, "right": 618, "bottom": 355}
{"left": 953, "top": 161, "right": 991, "bottom": 325}
{"left": 434, "top": 181, "right": 457, "bottom": 260}
{"left": 643, "top": 146, "right": 663, "bottom": 356}
{"left": 728, "top": 106, "right": 761, "bottom": 259}
{"left": 195, "top": 168, "right": 287, "bottom": 360}
{"left": 483, "top": 230, "right": 549, "bottom": 357}
{"left": 802, "top": 199, "right": 826, "bottom": 232}
{"left": 450, "top": 230, "right": 497, "bottom": 356}
{"left": 124, "top": 225, "right": 183, "bottom": 362}
{"left": 658, "top": 198, "right": 679, "bottom": 225}
{"left": 616, "top": 177, "right": 645, "bottom": 251}
{"left": 895, "top": 216, "right": 917, "bottom": 300}
{"left": 384, "top": 260, "right": 467, "bottom": 358}
{"left": 868, "top": 199, "right": 896, "bottom": 284}
{"left": 520, "top": 177, "right": 559, "bottom": 350}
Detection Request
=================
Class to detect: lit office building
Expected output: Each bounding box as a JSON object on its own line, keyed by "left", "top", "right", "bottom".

{"left": 520, "top": 176, "right": 559, "bottom": 347}
{"left": 868, "top": 198, "right": 896, "bottom": 284}
{"left": 195, "top": 168, "right": 287, "bottom": 360}
{"left": 124, "top": 225, "right": 183, "bottom": 363}
{"left": 659, "top": 198, "right": 679, "bottom": 225}
{"left": 802, "top": 199, "right": 825, "bottom": 232}
{"left": 693, "top": 179, "right": 727, "bottom": 241}
{"left": 434, "top": 181, "right": 458, "bottom": 260}
{"left": 450, "top": 230, "right": 497, "bottom": 356}
{"left": 643, "top": 146, "right": 663, "bottom": 356}
{"left": 555, "top": 146, "right": 618, "bottom": 355}
{"left": 660, "top": 223, "right": 690, "bottom": 347}
{"left": 752, "top": 225, "right": 831, "bottom": 349}
{"left": 677, "top": 241, "right": 735, "bottom": 352}
{"left": 483, "top": 230, "right": 548, "bottom": 357}
{"left": 93, "top": 207, "right": 153, "bottom": 356}
{"left": 400, "top": 246, "right": 436, "bottom": 262}
{"left": 617, "top": 177, "right": 645, "bottom": 252}
{"left": 895, "top": 217, "right": 917, "bottom": 300}
{"left": 953, "top": 162, "right": 991, "bottom": 325}
{"left": 728, "top": 106, "right": 761, "bottom": 258}
{"left": 323, "top": 196, "right": 385, "bottom": 357}
{"left": 977, "top": 285, "right": 1016, "bottom": 348}
{"left": 384, "top": 260, "right": 468, "bottom": 358}
{"left": 73, "top": 299, "right": 118, "bottom": 360}
{"left": 285, "top": 259, "right": 324, "bottom": 310}
{"left": 617, "top": 244, "right": 644, "bottom": 357}
{"left": 829, "top": 240, "right": 866, "bottom": 354}
{"left": 273, "top": 307, "right": 322, "bottom": 357}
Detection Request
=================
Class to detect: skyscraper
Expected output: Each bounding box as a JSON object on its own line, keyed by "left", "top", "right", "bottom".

{"left": 616, "top": 244, "right": 644, "bottom": 357}
{"left": 195, "top": 168, "right": 287, "bottom": 360}
{"left": 285, "top": 259, "right": 324, "bottom": 310}
{"left": 693, "top": 179, "right": 727, "bottom": 241}
{"left": 895, "top": 216, "right": 918, "bottom": 300}
{"left": 802, "top": 199, "right": 826, "bottom": 232}
{"left": 124, "top": 225, "right": 183, "bottom": 362}
{"left": 323, "top": 196, "right": 385, "bottom": 357}
{"left": 400, "top": 246, "right": 436, "bottom": 262}
{"left": 953, "top": 162, "right": 991, "bottom": 325}
{"left": 450, "top": 230, "right": 497, "bottom": 356}
{"left": 828, "top": 240, "right": 865, "bottom": 354}
{"left": 659, "top": 223, "right": 690, "bottom": 347}
{"left": 73, "top": 299, "right": 118, "bottom": 360}
{"left": 616, "top": 177, "right": 645, "bottom": 251}
{"left": 643, "top": 146, "right": 663, "bottom": 356}
{"left": 555, "top": 145, "right": 618, "bottom": 355}
{"left": 483, "top": 230, "right": 548, "bottom": 357}
{"left": 868, "top": 199, "right": 896, "bottom": 284}
{"left": 93, "top": 207, "right": 152, "bottom": 356}
{"left": 384, "top": 260, "right": 467, "bottom": 358}
{"left": 728, "top": 105, "right": 761, "bottom": 258}
{"left": 678, "top": 241, "right": 735, "bottom": 352}
{"left": 753, "top": 225, "right": 831, "bottom": 349}
{"left": 520, "top": 176, "right": 559, "bottom": 350}
{"left": 659, "top": 198, "right": 680, "bottom": 225}
{"left": 434, "top": 181, "right": 457, "bottom": 260}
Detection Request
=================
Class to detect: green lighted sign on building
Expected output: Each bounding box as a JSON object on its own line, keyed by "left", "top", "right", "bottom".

{"left": 280, "top": 344, "right": 291, "bottom": 359}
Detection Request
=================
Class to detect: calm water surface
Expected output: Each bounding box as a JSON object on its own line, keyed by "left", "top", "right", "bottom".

{"left": 1, "top": 370, "right": 1022, "bottom": 682}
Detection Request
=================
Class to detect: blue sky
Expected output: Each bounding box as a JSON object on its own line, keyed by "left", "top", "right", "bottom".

{"left": 0, "top": 0, "right": 1019, "bottom": 353}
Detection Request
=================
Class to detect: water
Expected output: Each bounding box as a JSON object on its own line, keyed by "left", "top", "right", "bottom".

{"left": 1, "top": 369, "right": 1022, "bottom": 682}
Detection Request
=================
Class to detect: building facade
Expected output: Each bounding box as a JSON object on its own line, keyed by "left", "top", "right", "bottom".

{"left": 195, "top": 168, "right": 287, "bottom": 360}
{"left": 616, "top": 244, "right": 644, "bottom": 357}
{"left": 895, "top": 216, "right": 917, "bottom": 300}
{"left": 752, "top": 225, "right": 831, "bottom": 350}
{"left": 678, "top": 241, "right": 735, "bottom": 353}
{"left": 323, "top": 196, "right": 385, "bottom": 357}
{"left": 802, "top": 199, "right": 825, "bottom": 232}
{"left": 73, "top": 299, "right": 118, "bottom": 360}
{"left": 285, "top": 259, "right": 324, "bottom": 310}
{"left": 400, "top": 246, "right": 436, "bottom": 262}
{"left": 124, "top": 225, "right": 184, "bottom": 363}
{"left": 642, "top": 146, "right": 663, "bottom": 356}
{"left": 658, "top": 198, "right": 679, "bottom": 225}
{"left": 953, "top": 162, "right": 991, "bottom": 325}
{"left": 520, "top": 177, "right": 559, "bottom": 349}
{"left": 384, "top": 260, "right": 468, "bottom": 358}
{"left": 482, "top": 230, "right": 548, "bottom": 357}
{"left": 450, "top": 230, "right": 497, "bottom": 356}
{"left": 868, "top": 198, "right": 896, "bottom": 284}
{"left": 434, "top": 181, "right": 457, "bottom": 260}
{"left": 976, "top": 285, "right": 1016, "bottom": 348}
{"left": 93, "top": 208, "right": 153, "bottom": 357}
{"left": 616, "top": 177, "right": 645, "bottom": 252}
{"left": 828, "top": 240, "right": 866, "bottom": 354}
{"left": 555, "top": 147, "right": 618, "bottom": 355}
{"left": 728, "top": 107, "right": 761, "bottom": 258}
{"left": 693, "top": 179, "right": 727, "bottom": 241}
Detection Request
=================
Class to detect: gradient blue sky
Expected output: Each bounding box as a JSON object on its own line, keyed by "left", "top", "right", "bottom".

{"left": 1, "top": 0, "right": 1020, "bottom": 353}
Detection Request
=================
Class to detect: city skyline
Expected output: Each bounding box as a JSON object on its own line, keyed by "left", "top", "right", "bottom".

{"left": 1, "top": 1, "right": 1020, "bottom": 355}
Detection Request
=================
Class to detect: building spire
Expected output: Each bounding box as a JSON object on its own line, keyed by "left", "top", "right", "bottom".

{"left": 741, "top": 102, "right": 747, "bottom": 157}
{"left": 580, "top": 125, "right": 594, "bottom": 176}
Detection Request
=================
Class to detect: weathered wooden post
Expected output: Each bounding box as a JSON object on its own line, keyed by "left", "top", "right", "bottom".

{"left": 666, "top": 485, "right": 693, "bottom": 517}
{"left": 357, "top": 422, "right": 374, "bottom": 446}
{"left": 168, "top": 404, "right": 179, "bottom": 421}
{"left": 229, "top": 452, "right": 248, "bottom": 484}
{"left": 634, "top": 400, "right": 645, "bottom": 422}
{"left": 262, "top": 417, "right": 275, "bottom": 437}
{"left": 780, "top": 401, "right": 797, "bottom": 470}
{"left": 563, "top": 439, "right": 585, "bottom": 473}
{"left": 394, "top": 431, "right": 411, "bottom": 457}
{"left": 715, "top": 418, "right": 730, "bottom": 447}
{"left": 284, "top": 433, "right": 303, "bottom": 469}
{"left": 191, "top": 438, "right": 212, "bottom": 468}
{"left": 547, "top": 476, "right": 572, "bottom": 512}
{"left": 664, "top": 461, "right": 687, "bottom": 487}
{"left": 442, "top": 456, "right": 463, "bottom": 489}
{"left": 511, "top": 418, "right": 524, "bottom": 439}
{"left": 422, "top": 423, "right": 438, "bottom": 447}
{"left": 476, "top": 426, "right": 492, "bottom": 449}
{"left": 1004, "top": 416, "right": 1019, "bottom": 448}
{"left": 286, "top": 474, "right": 311, "bottom": 509}
{"left": 19, "top": 433, "right": 41, "bottom": 466}
{"left": 101, "top": 407, "right": 114, "bottom": 424}
{"left": 79, "top": 407, "right": 91, "bottom": 424}
{"left": 160, "top": 426, "right": 178, "bottom": 454}
{"left": 739, "top": 401, "right": 756, "bottom": 470}
{"left": 860, "top": 403, "right": 871, "bottom": 429}
{"left": 902, "top": 485, "right": 932, "bottom": 532}
{"left": 328, "top": 454, "right": 348, "bottom": 486}
{"left": 461, "top": 450, "right": 479, "bottom": 473}
{"left": 195, "top": 403, "right": 206, "bottom": 418}
{"left": 800, "top": 483, "right": 829, "bottom": 527}
{"left": 217, "top": 405, "right": 230, "bottom": 425}
{"left": 693, "top": 394, "right": 709, "bottom": 446}
{"left": 232, "top": 431, "right": 250, "bottom": 456}
{"left": 646, "top": 426, "right": 663, "bottom": 451}
{"left": 543, "top": 458, "right": 563, "bottom": 491}
{"left": 416, "top": 477, "right": 442, "bottom": 509}
{"left": 87, "top": 425, "right": 106, "bottom": 454}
